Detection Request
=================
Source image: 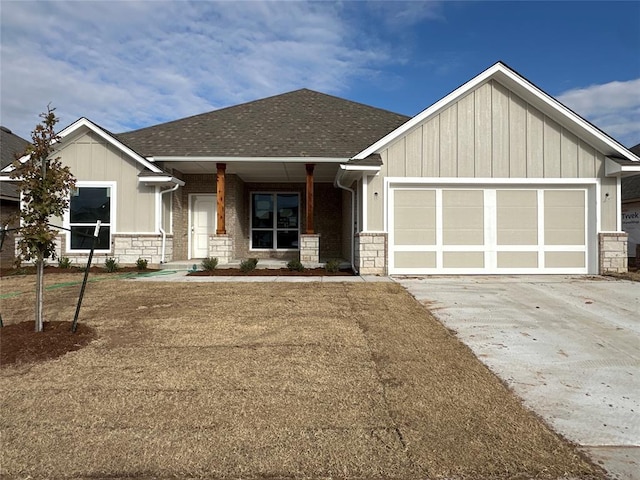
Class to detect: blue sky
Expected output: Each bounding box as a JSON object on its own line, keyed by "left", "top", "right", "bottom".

{"left": 1, "top": 0, "right": 639, "bottom": 147}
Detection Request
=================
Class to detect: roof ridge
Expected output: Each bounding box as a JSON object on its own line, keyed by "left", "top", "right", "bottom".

{"left": 117, "top": 88, "right": 408, "bottom": 136}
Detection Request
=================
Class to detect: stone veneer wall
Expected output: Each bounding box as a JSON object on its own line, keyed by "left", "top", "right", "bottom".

{"left": 209, "top": 234, "right": 234, "bottom": 264}
{"left": 355, "top": 232, "right": 387, "bottom": 275}
{"left": 18, "top": 233, "right": 173, "bottom": 267}
{"left": 599, "top": 232, "right": 628, "bottom": 274}
{"left": 300, "top": 234, "right": 320, "bottom": 266}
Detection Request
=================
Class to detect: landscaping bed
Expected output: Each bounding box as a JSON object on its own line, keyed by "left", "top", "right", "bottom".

{"left": 188, "top": 267, "right": 354, "bottom": 276}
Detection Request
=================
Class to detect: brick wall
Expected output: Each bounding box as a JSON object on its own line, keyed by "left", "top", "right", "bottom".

{"left": 599, "top": 232, "right": 628, "bottom": 274}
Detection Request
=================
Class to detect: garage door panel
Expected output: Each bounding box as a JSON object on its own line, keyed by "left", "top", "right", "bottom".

{"left": 443, "top": 252, "right": 484, "bottom": 268}
{"left": 395, "top": 251, "right": 436, "bottom": 268}
{"left": 544, "top": 190, "right": 585, "bottom": 246}
{"left": 443, "top": 190, "right": 484, "bottom": 245}
{"left": 394, "top": 190, "right": 436, "bottom": 246}
{"left": 545, "top": 252, "right": 585, "bottom": 268}
{"left": 497, "top": 190, "right": 538, "bottom": 245}
{"left": 497, "top": 251, "right": 538, "bottom": 268}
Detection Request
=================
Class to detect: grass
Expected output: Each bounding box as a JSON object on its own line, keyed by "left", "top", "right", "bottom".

{"left": 0, "top": 274, "right": 604, "bottom": 479}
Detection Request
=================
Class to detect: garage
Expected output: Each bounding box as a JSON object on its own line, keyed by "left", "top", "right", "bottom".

{"left": 389, "top": 184, "right": 594, "bottom": 274}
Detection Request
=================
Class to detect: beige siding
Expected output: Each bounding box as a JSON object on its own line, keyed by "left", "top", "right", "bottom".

{"left": 57, "top": 130, "right": 156, "bottom": 233}
{"left": 457, "top": 93, "right": 475, "bottom": 177}
{"left": 601, "top": 176, "right": 618, "bottom": 231}
{"left": 474, "top": 83, "right": 492, "bottom": 177}
{"left": 369, "top": 79, "right": 618, "bottom": 237}
{"left": 376, "top": 79, "right": 608, "bottom": 182}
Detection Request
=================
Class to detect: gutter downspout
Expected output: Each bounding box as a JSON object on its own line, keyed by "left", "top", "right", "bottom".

{"left": 335, "top": 169, "right": 358, "bottom": 274}
{"left": 159, "top": 182, "right": 181, "bottom": 264}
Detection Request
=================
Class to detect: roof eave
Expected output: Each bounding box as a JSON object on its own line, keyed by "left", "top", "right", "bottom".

{"left": 353, "top": 62, "right": 640, "bottom": 163}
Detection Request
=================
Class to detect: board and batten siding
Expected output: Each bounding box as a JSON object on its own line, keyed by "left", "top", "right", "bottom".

{"left": 57, "top": 130, "right": 156, "bottom": 233}
{"left": 367, "top": 79, "right": 613, "bottom": 232}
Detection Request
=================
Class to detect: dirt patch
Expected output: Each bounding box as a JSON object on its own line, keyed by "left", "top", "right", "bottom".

{"left": 0, "top": 277, "right": 605, "bottom": 479}
{"left": 1, "top": 321, "right": 97, "bottom": 367}
{"left": 189, "top": 267, "right": 353, "bottom": 276}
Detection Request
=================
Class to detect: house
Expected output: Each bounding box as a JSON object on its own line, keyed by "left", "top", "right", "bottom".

{"left": 622, "top": 143, "right": 640, "bottom": 264}
{"left": 0, "top": 126, "right": 29, "bottom": 267}
{"left": 2, "top": 62, "right": 639, "bottom": 275}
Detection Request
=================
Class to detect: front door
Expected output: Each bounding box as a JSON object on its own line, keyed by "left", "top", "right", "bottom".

{"left": 190, "top": 194, "right": 216, "bottom": 258}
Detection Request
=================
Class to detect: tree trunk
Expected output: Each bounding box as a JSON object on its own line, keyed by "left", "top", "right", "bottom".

{"left": 35, "top": 256, "right": 44, "bottom": 332}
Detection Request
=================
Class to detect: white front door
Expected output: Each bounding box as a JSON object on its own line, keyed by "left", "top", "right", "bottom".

{"left": 190, "top": 195, "right": 216, "bottom": 258}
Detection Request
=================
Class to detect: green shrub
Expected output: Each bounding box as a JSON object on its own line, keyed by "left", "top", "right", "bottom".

{"left": 240, "top": 257, "right": 258, "bottom": 273}
{"left": 58, "top": 256, "right": 72, "bottom": 269}
{"left": 325, "top": 259, "right": 340, "bottom": 273}
{"left": 136, "top": 257, "right": 148, "bottom": 271}
{"left": 287, "top": 259, "right": 305, "bottom": 272}
{"left": 201, "top": 257, "right": 219, "bottom": 271}
{"left": 104, "top": 257, "right": 119, "bottom": 273}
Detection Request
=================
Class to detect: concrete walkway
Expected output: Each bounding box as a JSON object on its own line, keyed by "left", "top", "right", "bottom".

{"left": 397, "top": 275, "right": 640, "bottom": 480}
{"left": 131, "top": 270, "right": 392, "bottom": 283}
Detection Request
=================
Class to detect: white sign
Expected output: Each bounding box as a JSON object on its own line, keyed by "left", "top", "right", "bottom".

{"left": 622, "top": 208, "right": 640, "bottom": 256}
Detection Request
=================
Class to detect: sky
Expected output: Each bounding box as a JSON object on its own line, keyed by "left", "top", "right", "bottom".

{"left": 1, "top": 0, "right": 639, "bottom": 148}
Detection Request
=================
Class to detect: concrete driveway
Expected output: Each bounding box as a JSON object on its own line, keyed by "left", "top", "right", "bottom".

{"left": 397, "top": 275, "right": 640, "bottom": 480}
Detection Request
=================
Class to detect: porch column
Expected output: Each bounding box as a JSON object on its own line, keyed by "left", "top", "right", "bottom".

{"left": 216, "top": 163, "right": 226, "bottom": 234}
{"left": 305, "top": 163, "right": 315, "bottom": 234}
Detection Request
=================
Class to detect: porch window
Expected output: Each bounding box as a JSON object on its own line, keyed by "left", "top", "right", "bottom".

{"left": 251, "top": 193, "right": 299, "bottom": 249}
{"left": 68, "top": 186, "right": 112, "bottom": 251}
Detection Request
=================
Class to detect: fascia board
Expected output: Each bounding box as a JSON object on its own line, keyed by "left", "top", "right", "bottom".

{"left": 606, "top": 157, "right": 640, "bottom": 177}
{"left": 353, "top": 62, "right": 640, "bottom": 163}
{"left": 353, "top": 63, "right": 504, "bottom": 160}
{"left": 58, "top": 118, "right": 163, "bottom": 173}
{"left": 153, "top": 156, "right": 349, "bottom": 164}
{"left": 138, "top": 176, "right": 186, "bottom": 186}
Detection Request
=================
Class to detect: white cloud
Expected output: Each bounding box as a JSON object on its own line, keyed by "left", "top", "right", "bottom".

{"left": 0, "top": 0, "right": 399, "bottom": 138}
{"left": 557, "top": 79, "right": 640, "bottom": 148}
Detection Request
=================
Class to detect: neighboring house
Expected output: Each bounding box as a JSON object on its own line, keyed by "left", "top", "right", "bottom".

{"left": 622, "top": 143, "right": 640, "bottom": 263}
{"left": 0, "top": 126, "right": 29, "bottom": 267}
{"left": 2, "top": 62, "right": 640, "bottom": 275}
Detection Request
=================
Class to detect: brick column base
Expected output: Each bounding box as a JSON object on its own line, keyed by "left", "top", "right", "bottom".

{"left": 355, "top": 232, "right": 387, "bottom": 275}
{"left": 209, "top": 234, "right": 234, "bottom": 264}
{"left": 599, "top": 232, "right": 628, "bottom": 274}
{"left": 300, "top": 234, "right": 320, "bottom": 266}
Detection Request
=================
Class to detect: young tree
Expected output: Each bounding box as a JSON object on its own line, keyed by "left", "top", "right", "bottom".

{"left": 9, "top": 106, "right": 75, "bottom": 332}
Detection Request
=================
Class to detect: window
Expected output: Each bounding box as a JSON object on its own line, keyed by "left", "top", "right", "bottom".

{"left": 251, "top": 193, "right": 299, "bottom": 249}
{"left": 69, "top": 186, "right": 112, "bottom": 250}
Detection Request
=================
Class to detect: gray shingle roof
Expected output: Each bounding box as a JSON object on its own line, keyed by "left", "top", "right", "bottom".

{"left": 116, "top": 89, "right": 410, "bottom": 158}
{"left": 0, "top": 126, "right": 29, "bottom": 201}
{"left": 622, "top": 142, "right": 640, "bottom": 202}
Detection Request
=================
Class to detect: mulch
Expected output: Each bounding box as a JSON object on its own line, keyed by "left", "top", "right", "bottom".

{"left": 188, "top": 267, "right": 354, "bottom": 276}
{"left": 0, "top": 265, "right": 156, "bottom": 277}
{"left": 0, "top": 321, "right": 97, "bottom": 367}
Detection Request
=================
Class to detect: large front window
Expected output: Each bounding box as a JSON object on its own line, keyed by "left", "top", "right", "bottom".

{"left": 69, "top": 186, "right": 112, "bottom": 250}
{"left": 251, "top": 193, "right": 299, "bottom": 249}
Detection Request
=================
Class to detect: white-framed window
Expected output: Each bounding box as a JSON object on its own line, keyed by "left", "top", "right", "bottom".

{"left": 66, "top": 182, "right": 115, "bottom": 252}
{"left": 251, "top": 192, "right": 299, "bottom": 250}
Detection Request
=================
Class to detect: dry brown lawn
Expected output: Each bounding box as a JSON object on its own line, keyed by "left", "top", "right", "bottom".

{"left": 0, "top": 274, "right": 604, "bottom": 479}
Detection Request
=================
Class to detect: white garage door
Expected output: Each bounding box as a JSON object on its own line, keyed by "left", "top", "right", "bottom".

{"left": 389, "top": 186, "right": 591, "bottom": 274}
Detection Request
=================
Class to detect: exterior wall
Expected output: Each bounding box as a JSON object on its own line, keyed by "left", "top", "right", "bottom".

{"left": 47, "top": 233, "right": 172, "bottom": 266}
{"left": 57, "top": 130, "right": 156, "bottom": 233}
{"left": 366, "top": 79, "right": 615, "bottom": 234}
{"left": 170, "top": 174, "right": 343, "bottom": 262}
{"left": 341, "top": 188, "right": 353, "bottom": 263}
{"left": 1, "top": 199, "right": 19, "bottom": 267}
{"left": 300, "top": 234, "right": 320, "bottom": 265}
{"left": 599, "top": 232, "right": 628, "bottom": 273}
{"left": 209, "top": 234, "right": 234, "bottom": 264}
{"left": 356, "top": 232, "right": 387, "bottom": 275}
{"left": 172, "top": 172, "right": 216, "bottom": 260}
